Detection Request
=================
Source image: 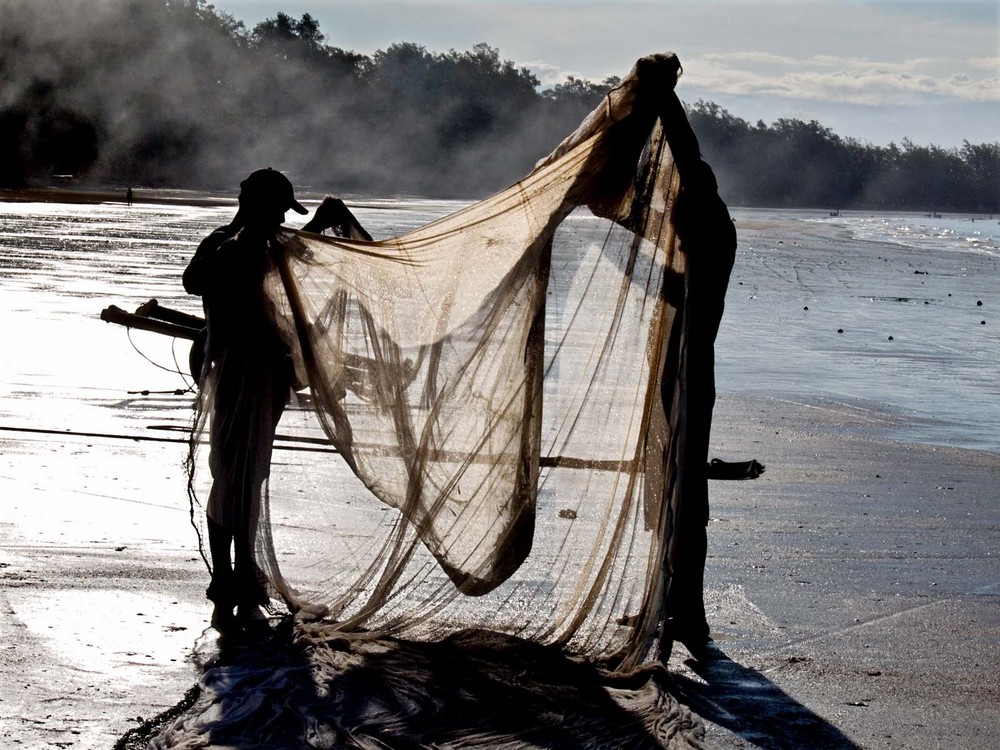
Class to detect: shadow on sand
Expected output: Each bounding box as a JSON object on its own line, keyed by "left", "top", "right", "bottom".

{"left": 668, "top": 644, "right": 862, "bottom": 749}
{"left": 116, "top": 617, "right": 705, "bottom": 749}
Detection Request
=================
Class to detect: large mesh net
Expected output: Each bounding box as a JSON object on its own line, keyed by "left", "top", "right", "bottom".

{"left": 188, "top": 52, "right": 736, "bottom": 673}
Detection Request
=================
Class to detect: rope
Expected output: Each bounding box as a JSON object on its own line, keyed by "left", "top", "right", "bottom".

{"left": 126, "top": 327, "right": 187, "bottom": 378}
{"left": 0, "top": 423, "right": 635, "bottom": 468}
{"left": 122, "top": 328, "right": 197, "bottom": 395}
{"left": 0, "top": 424, "right": 338, "bottom": 453}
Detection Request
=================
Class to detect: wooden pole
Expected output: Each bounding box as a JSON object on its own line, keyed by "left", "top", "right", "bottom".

{"left": 134, "top": 298, "right": 205, "bottom": 328}
{"left": 100, "top": 304, "right": 202, "bottom": 340}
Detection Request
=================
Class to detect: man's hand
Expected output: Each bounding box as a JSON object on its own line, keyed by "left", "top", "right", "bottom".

{"left": 302, "top": 196, "right": 373, "bottom": 241}
{"left": 303, "top": 197, "right": 349, "bottom": 235}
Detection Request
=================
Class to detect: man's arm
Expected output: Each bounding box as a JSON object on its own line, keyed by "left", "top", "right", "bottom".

{"left": 183, "top": 225, "right": 239, "bottom": 296}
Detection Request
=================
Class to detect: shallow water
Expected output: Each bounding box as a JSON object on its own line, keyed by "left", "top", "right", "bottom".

{"left": 0, "top": 198, "right": 996, "bottom": 463}
{"left": 826, "top": 210, "right": 1000, "bottom": 257}
{"left": 720, "top": 207, "right": 999, "bottom": 454}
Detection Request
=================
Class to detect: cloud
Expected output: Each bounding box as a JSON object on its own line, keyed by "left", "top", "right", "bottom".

{"left": 686, "top": 52, "right": 1000, "bottom": 106}
{"left": 521, "top": 61, "right": 568, "bottom": 88}
{"left": 700, "top": 51, "right": 801, "bottom": 67}
{"left": 967, "top": 56, "right": 1000, "bottom": 73}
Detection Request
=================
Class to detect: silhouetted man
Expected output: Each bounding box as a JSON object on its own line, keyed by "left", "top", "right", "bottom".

{"left": 656, "top": 87, "right": 737, "bottom": 663}
{"left": 183, "top": 168, "right": 368, "bottom": 630}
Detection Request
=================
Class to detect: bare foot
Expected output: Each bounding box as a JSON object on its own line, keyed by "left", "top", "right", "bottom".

{"left": 210, "top": 604, "right": 238, "bottom": 633}
{"left": 236, "top": 604, "right": 272, "bottom": 636}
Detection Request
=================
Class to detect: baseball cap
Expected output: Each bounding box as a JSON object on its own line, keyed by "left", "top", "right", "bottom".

{"left": 240, "top": 167, "right": 308, "bottom": 215}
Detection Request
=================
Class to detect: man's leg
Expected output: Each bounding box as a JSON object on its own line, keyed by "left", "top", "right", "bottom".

{"left": 232, "top": 374, "right": 288, "bottom": 621}
{"left": 205, "top": 515, "right": 239, "bottom": 629}
{"left": 659, "top": 517, "right": 710, "bottom": 661}
{"left": 233, "top": 507, "right": 268, "bottom": 614}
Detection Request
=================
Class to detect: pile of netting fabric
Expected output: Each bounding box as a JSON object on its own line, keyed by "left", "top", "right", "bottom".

{"left": 187, "top": 52, "right": 732, "bottom": 673}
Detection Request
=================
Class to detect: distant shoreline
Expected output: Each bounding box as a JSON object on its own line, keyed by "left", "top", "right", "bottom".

{"left": 0, "top": 186, "right": 407, "bottom": 211}
{"left": 0, "top": 186, "right": 233, "bottom": 208}
{"left": 3, "top": 187, "right": 996, "bottom": 219}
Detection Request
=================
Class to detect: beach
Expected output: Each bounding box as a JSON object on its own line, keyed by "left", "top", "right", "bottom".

{"left": 0, "top": 193, "right": 997, "bottom": 748}
{"left": 700, "top": 211, "right": 1000, "bottom": 746}
{"left": 688, "top": 394, "right": 999, "bottom": 749}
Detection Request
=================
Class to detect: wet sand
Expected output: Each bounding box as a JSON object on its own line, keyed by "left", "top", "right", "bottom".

{"left": 686, "top": 393, "right": 1000, "bottom": 749}
{"left": 3, "top": 391, "right": 996, "bottom": 749}
{"left": 1, "top": 195, "right": 997, "bottom": 748}
{"left": 689, "top": 213, "right": 999, "bottom": 747}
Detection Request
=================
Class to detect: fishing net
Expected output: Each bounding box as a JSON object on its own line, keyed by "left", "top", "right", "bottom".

{"left": 187, "top": 52, "right": 735, "bottom": 675}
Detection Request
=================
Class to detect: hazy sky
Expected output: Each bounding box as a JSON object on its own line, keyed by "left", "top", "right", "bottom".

{"left": 212, "top": 0, "right": 998, "bottom": 148}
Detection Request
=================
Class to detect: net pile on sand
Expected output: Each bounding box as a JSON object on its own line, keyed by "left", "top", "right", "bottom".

{"left": 172, "top": 52, "right": 734, "bottom": 749}
{"left": 147, "top": 624, "right": 707, "bottom": 749}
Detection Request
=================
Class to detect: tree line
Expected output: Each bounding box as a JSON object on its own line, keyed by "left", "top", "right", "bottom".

{"left": 1, "top": 0, "right": 996, "bottom": 211}
{"left": 687, "top": 102, "right": 999, "bottom": 213}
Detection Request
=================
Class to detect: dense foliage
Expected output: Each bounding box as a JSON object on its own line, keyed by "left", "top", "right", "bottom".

{"left": 2, "top": 0, "right": 996, "bottom": 210}
{"left": 688, "top": 102, "right": 999, "bottom": 213}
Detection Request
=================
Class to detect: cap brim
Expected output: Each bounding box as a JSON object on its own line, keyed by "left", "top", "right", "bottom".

{"left": 290, "top": 199, "right": 309, "bottom": 215}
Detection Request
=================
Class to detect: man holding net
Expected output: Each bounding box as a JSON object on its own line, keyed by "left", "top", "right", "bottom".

{"left": 183, "top": 168, "right": 366, "bottom": 630}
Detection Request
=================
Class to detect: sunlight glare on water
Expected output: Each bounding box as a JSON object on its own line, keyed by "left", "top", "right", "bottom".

{"left": 1, "top": 199, "right": 997, "bottom": 462}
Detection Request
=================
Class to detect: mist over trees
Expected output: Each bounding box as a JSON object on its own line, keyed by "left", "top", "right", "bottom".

{"left": 2, "top": 0, "right": 996, "bottom": 211}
